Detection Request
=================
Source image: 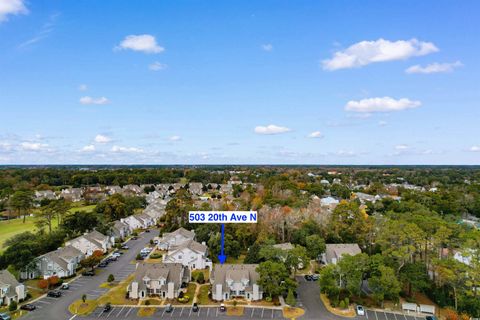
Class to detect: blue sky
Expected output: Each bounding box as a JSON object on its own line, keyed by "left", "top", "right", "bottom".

{"left": 0, "top": 0, "right": 479, "bottom": 164}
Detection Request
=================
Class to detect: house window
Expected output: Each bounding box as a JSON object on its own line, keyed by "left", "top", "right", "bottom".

{"left": 239, "top": 290, "right": 245, "bottom": 296}
{"left": 178, "top": 255, "right": 182, "bottom": 259}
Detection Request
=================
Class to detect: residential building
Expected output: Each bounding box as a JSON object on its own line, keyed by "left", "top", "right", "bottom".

{"left": 60, "top": 188, "right": 83, "bottom": 202}
{"left": 157, "top": 227, "right": 195, "bottom": 250}
{"left": 34, "top": 190, "right": 56, "bottom": 201}
{"left": 128, "top": 263, "right": 188, "bottom": 300}
{"left": 111, "top": 220, "right": 131, "bottom": 241}
{"left": 0, "top": 270, "right": 26, "bottom": 306}
{"left": 211, "top": 264, "right": 262, "bottom": 301}
{"left": 65, "top": 230, "right": 113, "bottom": 256}
{"left": 35, "top": 245, "right": 84, "bottom": 279}
{"left": 322, "top": 243, "right": 362, "bottom": 265}
{"left": 163, "top": 239, "right": 212, "bottom": 270}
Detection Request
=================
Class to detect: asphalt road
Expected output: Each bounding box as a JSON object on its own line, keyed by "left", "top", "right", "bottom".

{"left": 23, "top": 230, "right": 157, "bottom": 320}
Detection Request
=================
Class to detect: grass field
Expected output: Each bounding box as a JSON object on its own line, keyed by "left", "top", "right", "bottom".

{"left": 0, "top": 204, "right": 96, "bottom": 251}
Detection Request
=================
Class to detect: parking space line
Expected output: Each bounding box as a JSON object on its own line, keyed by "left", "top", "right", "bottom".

{"left": 189, "top": 307, "right": 192, "bottom": 317}
{"left": 97, "top": 309, "right": 103, "bottom": 318}
{"left": 125, "top": 307, "right": 133, "bottom": 317}
{"left": 271, "top": 309, "right": 274, "bottom": 318}
{"left": 207, "top": 308, "right": 210, "bottom": 318}
{"left": 107, "top": 307, "right": 116, "bottom": 318}
{"left": 261, "top": 308, "right": 265, "bottom": 318}
{"left": 251, "top": 308, "right": 255, "bottom": 318}
{"left": 161, "top": 308, "right": 166, "bottom": 317}
{"left": 403, "top": 315, "right": 408, "bottom": 320}
{"left": 216, "top": 308, "right": 218, "bottom": 317}
{"left": 180, "top": 307, "right": 184, "bottom": 317}
{"left": 170, "top": 308, "right": 175, "bottom": 317}
{"left": 116, "top": 306, "right": 125, "bottom": 317}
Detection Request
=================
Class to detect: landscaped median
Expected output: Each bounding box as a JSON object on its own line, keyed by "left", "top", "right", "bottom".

{"left": 282, "top": 306, "right": 305, "bottom": 319}
{"left": 226, "top": 306, "right": 244, "bottom": 316}
{"left": 137, "top": 307, "right": 156, "bottom": 317}
{"left": 320, "top": 293, "right": 356, "bottom": 317}
{"left": 68, "top": 299, "right": 98, "bottom": 315}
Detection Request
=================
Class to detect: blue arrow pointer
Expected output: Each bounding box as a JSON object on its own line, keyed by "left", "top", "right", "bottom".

{"left": 218, "top": 223, "right": 227, "bottom": 264}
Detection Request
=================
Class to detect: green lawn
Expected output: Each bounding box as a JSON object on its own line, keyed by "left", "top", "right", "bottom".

{"left": 0, "top": 204, "right": 96, "bottom": 251}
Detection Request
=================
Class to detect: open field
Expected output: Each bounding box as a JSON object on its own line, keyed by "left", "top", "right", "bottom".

{"left": 0, "top": 204, "right": 96, "bottom": 251}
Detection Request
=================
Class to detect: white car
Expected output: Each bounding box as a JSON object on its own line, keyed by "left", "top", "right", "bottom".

{"left": 356, "top": 305, "right": 365, "bottom": 316}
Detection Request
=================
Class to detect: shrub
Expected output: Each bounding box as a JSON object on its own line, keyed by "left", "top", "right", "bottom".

{"left": 196, "top": 272, "right": 205, "bottom": 284}
{"left": 344, "top": 297, "right": 349, "bottom": 306}
{"left": 266, "top": 296, "right": 272, "bottom": 302}
{"left": 145, "top": 300, "right": 151, "bottom": 306}
{"left": 136, "top": 253, "right": 143, "bottom": 260}
{"left": 339, "top": 300, "right": 346, "bottom": 309}
{"left": 9, "top": 301, "right": 17, "bottom": 312}
{"left": 49, "top": 276, "right": 59, "bottom": 287}
{"left": 108, "top": 274, "right": 115, "bottom": 283}
{"left": 149, "top": 253, "right": 162, "bottom": 259}
{"left": 82, "top": 294, "right": 87, "bottom": 303}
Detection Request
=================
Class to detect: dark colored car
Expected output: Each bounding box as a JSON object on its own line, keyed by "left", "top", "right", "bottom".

{"left": 82, "top": 270, "right": 95, "bottom": 276}
{"left": 20, "top": 304, "right": 36, "bottom": 311}
{"left": 181, "top": 282, "right": 188, "bottom": 288}
{"left": 47, "top": 290, "right": 62, "bottom": 298}
{"left": 219, "top": 304, "right": 226, "bottom": 312}
{"left": 192, "top": 303, "right": 199, "bottom": 312}
{"left": 107, "top": 257, "right": 118, "bottom": 262}
{"left": 426, "top": 317, "right": 438, "bottom": 320}
{"left": 145, "top": 229, "right": 151, "bottom": 233}
{"left": 103, "top": 303, "right": 112, "bottom": 313}
{"left": 98, "top": 262, "right": 108, "bottom": 268}
{"left": 304, "top": 275, "right": 313, "bottom": 281}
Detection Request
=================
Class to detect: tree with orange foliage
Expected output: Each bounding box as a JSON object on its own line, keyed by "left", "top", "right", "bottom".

{"left": 38, "top": 279, "right": 49, "bottom": 291}
{"left": 444, "top": 308, "right": 459, "bottom": 320}
{"left": 48, "top": 275, "right": 59, "bottom": 287}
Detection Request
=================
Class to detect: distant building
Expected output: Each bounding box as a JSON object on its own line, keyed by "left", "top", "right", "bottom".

{"left": 34, "top": 245, "right": 84, "bottom": 279}
{"left": 163, "top": 240, "right": 212, "bottom": 270}
{"left": 65, "top": 230, "right": 113, "bottom": 256}
{"left": 322, "top": 243, "right": 362, "bottom": 265}
{"left": 156, "top": 228, "right": 195, "bottom": 250}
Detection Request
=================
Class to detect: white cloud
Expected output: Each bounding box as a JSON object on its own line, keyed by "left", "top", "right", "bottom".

{"left": 0, "top": 0, "right": 28, "bottom": 23}
{"left": 94, "top": 134, "right": 111, "bottom": 144}
{"left": 322, "top": 38, "right": 438, "bottom": 70}
{"left": 335, "top": 150, "right": 357, "bottom": 157}
{"left": 20, "top": 142, "right": 48, "bottom": 151}
{"left": 378, "top": 120, "right": 388, "bottom": 126}
{"left": 169, "top": 135, "right": 181, "bottom": 141}
{"left": 116, "top": 34, "right": 164, "bottom": 54}
{"left": 81, "top": 145, "right": 95, "bottom": 152}
{"left": 345, "top": 97, "right": 421, "bottom": 113}
{"left": 395, "top": 144, "right": 409, "bottom": 150}
{"left": 405, "top": 61, "right": 463, "bottom": 74}
{"left": 78, "top": 84, "right": 88, "bottom": 91}
{"left": 111, "top": 145, "right": 143, "bottom": 153}
{"left": 469, "top": 146, "right": 480, "bottom": 152}
{"left": 79, "top": 96, "right": 110, "bottom": 105}
{"left": 261, "top": 44, "right": 273, "bottom": 52}
{"left": 308, "top": 131, "right": 323, "bottom": 138}
{"left": 0, "top": 142, "right": 12, "bottom": 152}
{"left": 149, "top": 61, "right": 167, "bottom": 71}
{"left": 254, "top": 124, "right": 291, "bottom": 135}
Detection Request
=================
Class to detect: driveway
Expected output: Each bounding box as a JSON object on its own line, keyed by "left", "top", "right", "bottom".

{"left": 23, "top": 230, "right": 157, "bottom": 320}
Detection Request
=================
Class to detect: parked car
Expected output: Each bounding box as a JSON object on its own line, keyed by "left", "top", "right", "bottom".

{"left": 107, "top": 256, "right": 118, "bottom": 262}
{"left": 165, "top": 304, "right": 173, "bottom": 313}
{"left": 192, "top": 303, "right": 199, "bottom": 312}
{"left": 425, "top": 317, "right": 438, "bottom": 320}
{"left": 0, "top": 312, "right": 11, "bottom": 320}
{"left": 219, "top": 304, "right": 226, "bottom": 312}
{"left": 61, "top": 283, "right": 69, "bottom": 290}
{"left": 311, "top": 274, "right": 319, "bottom": 281}
{"left": 121, "top": 245, "right": 129, "bottom": 250}
{"left": 98, "top": 262, "right": 108, "bottom": 268}
{"left": 145, "top": 229, "right": 151, "bottom": 233}
{"left": 356, "top": 305, "right": 365, "bottom": 316}
{"left": 47, "top": 290, "right": 62, "bottom": 298}
{"left": 82, "top": 270, "right": 95, "bottom": 276}
{"left": 131, "top": 236, "right": 138, "bottom": 240}
{"left": 181, "top": 282, "right": 188, "bottom": 288}
{"left": 20, "top": 304, "right": 36, "bottom": 311}
{"left": 103, "top": 303, "right": 112, "bottom": 313}
{"left": 304, "top": 275, "right": 313, "bottom": 281}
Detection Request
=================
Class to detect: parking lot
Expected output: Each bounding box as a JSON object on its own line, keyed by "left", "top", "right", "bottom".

{"left": 365, "top": 309, "right": 427, "bottom": 320}
{"left": 83, "top": 306, "right": 285, "bottom": 319}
